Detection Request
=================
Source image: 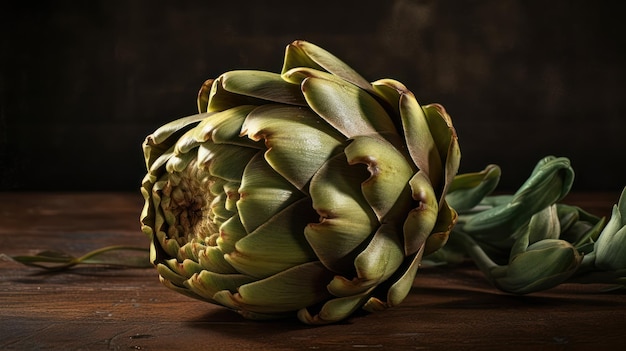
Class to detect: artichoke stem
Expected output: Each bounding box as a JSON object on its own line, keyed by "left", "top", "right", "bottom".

{"left": 447, "top": 230, "right": 500, "bottom": 286}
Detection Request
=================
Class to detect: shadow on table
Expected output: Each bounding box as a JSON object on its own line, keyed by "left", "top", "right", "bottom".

{"left": 185, "top": 305, "right": 370, "bottom": 328}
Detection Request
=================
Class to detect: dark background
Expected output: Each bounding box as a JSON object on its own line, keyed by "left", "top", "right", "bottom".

{"left": 1, "top": 0, "right": 624, "bottom": 192}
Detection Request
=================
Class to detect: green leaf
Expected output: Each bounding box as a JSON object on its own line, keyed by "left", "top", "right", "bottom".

{"left": 206, "top": 74, "right": 268, "bottom": 112}
{"left": 185, "top": 270, "right": 256, "bottom": 302}
{"left": 157, "top": 260, "right": 188, "bottom": 287}
{"left": 237, "top": 152, "right": 305, "bottom": 233}
{"left": 298, "top": 289, "right": 374, "bottom": 325}
{"left": 196, "top": 245, "right": 238, "bottom": 274}
{"left": 305, "top": 153, "right": 378, "bottom": 273}
{"left": 197, "top": 79, "right": 214, "bottom": 113}
{"left": 281, "top": 66, "right": 338, "bottom": 85}
{"left": 212, "top": 261, "right": 335, "bottom": 314}
{"left": 194, "top": 105, "right": 260, "bottom": 148}
{"left": 218, "top": 70, "right": 308, "bottom": 106}
{"left": 422, "top": 104, "right": 453, "bottom": 165}
{"left": 216, "top": 214, "right": 248, "bottom": 254}
{"left": 363, "top": 245, "right": 425, "bottom": 312}
{"left": 281, "top": 40, "right": 372, "bottom": 91}
{"left": 424, "top": 200, "right": 458, "bottom": 255}
{"left": 446, "top": 164, "right": 501, "bottom": 212}
{"left": 370, "top": 78, "right": 409, "bottom": 117}
{"left": 386, "top": 248, "right": 424, "bottom": 307}
{"left": 399, "top": 92, "right": 442, "bottom": 185}
{"left": 402, "top": 171, "right": 439, "bottom": 255}
{"left": 241, "top": 104, "right": 347, "bottom": 190}
{"left": 165, "top": 257, "right": 204, "bottom": 279}
{"left": 354, "top": 224, "right": 404, "bottom": 284}
{"left": 225, "top": 198, "right": 319, "bottom": 279}
{"left": 327, "top": 223, "right": 404, "bottom": 297}
{"left": 301, "top": 77, "right": 397, "bottom": 140}
{"left": 422, "top": 104, "right": 461, "bottom": 200}
{"left": 344, "top": 135, "right": 414, "bottom": 221}
{"left": 165, "top": 145, "right": 196, "bottom": 173}
{"left": 196, "top": 143, "right": 258, "bottom": 182}
{"left": 146, "top": 113, "right": 208, "bottom": 146}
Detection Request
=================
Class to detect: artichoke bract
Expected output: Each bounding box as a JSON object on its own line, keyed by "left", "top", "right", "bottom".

{"left": 140, "top": 40, "right": 460, "bottom": 324}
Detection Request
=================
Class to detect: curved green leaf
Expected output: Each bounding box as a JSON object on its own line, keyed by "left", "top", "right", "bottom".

{"left": 344, "top": 135, "right": 414, "bottom": 222}
{"left": 422, "top": 103, "right": 461, "bottom": 199}
{"left": 446, "top": 164, "right": 501, "bottom": 212}
{"left": 165, "top": 148, "right": 196, "bottom": 174}
{"left": 402, "top": 171, "right": 439, "bottom": 255}
{"left": 156, "top": 260, "right": 187, "bottom": 287}
{"left": 424, "top": 200, "right": 457, "bottom": 255}
{"left": 370, "top": 78, "right": 410, "bottom": 117}
{"left": 197, "top": 79, "right": 214, "bottom": 113}
{"left": 193, "top": 105, "right": 260, "bottom": 148}
{"left": 218, "top": 70, "right": 307, "bottom": 106}
{"left": 197, "top": 245, "right": 238, "bottom": 274}
{"left": 327, "top": 223, "right": 404, "bottom": 297}
{"left": 143, "top": 114, "right": 207, "bottom": 172}
{"left": 237, "top": 152, "right": 304, "bottom": 234}
{"left": 305, "top": 153, "right": 378, "bottom": 273}
{"left": 298, "top": 288, "right": 374, "bottom": 325}
{"left": 399, "top": 93, "right": 442, "bottom": 184}
{"left": 281, "top": 40, "right": 372, "bottom": 91}
{"left": 147, "top": 113, "right": 208, "bottom": 146}
{"left": 363, "top": 245, "right": 425, "bottom": 312}
{"left": 302, "top": 77, "right": 397, "bottom": 139}
{"left": 281, "top": 66, "right": 338, "bottom": 85}
{"left": 225, "top": 198, "right": 319, "bottom": 279}
{"left": 216, "top": 214, "right": 248, "bottom": 254}
{"left": 207, "top": 74, "right": 268, "bottom": 112}
{"left": 196, "top": 143, "right": 258, "bottom": 182}
{"left": 212, "top": 261, "right": 335, "bottom": 314}
{"left": 386, "top": 245, "right": 425, "bottom": 307}
{"left": 242, "top": 104, "right": 347, "bottom": 190}
{"left": 185, "top": 270, "right": 256, "bottom": 302}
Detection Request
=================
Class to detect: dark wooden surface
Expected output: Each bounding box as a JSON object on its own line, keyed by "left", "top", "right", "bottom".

{"left": 1, "top": 192, "right": 625, "bottom": 350}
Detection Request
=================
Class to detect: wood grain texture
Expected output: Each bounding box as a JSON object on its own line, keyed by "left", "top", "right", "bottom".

{"left": 1, "top": 192, "right": 624, "bottom": 350}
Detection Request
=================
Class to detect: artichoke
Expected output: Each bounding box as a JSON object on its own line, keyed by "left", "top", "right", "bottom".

{"left": 140, "top": 40, "right": 460, "bottom": 324}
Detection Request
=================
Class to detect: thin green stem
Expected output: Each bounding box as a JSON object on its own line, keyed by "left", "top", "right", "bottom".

{"left": 447, "top": 230, "right": 501, "bottom": 286}
{"left": 12, "top": 245, "right": 151, "bottom": 271}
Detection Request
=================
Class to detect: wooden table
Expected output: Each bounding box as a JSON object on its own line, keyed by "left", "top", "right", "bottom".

{"left": 1, "top": 192, "right": 625, "bottom": 350}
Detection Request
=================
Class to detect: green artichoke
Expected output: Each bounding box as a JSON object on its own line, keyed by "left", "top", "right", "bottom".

{"left": 140, "top": 40, "right": 460, "bottom": 324}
